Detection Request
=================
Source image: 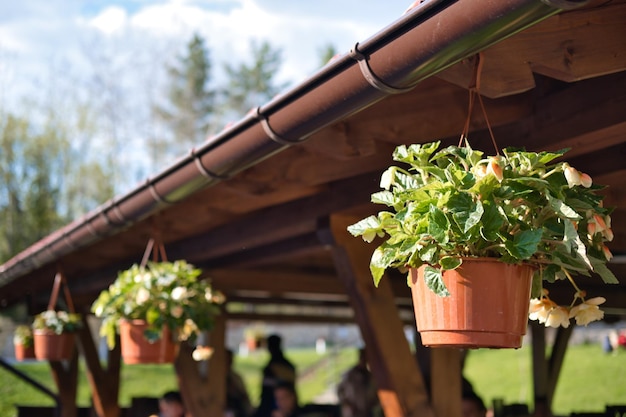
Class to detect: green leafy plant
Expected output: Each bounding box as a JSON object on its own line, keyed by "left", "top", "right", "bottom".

{"left": 91, "top": 260, "right": 224, "bottom": 349}
{"left": 348, "top": 140, "right": 617, "bottom": 327}
{"left": 32, "top": 310, "right": 82, "bottom": 334}
{"left": 13, "top": 325, "right": 34, "bottom": 347}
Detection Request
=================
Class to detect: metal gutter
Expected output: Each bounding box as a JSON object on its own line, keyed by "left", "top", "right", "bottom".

{"left": 0, "top": 0, "right": 587, "bottom": 287}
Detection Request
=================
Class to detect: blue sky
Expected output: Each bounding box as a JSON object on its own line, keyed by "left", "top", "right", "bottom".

{"left": 1, "top": 0, "right": 415, "bottom": 103}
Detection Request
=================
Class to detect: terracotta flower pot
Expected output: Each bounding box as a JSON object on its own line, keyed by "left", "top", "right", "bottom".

{"left": 14, "top": 343, "right": 36, "bottom": 361}
{"left": 411, "top": 258, "right": 534, "bottom": 348}
{"left": 33, "top": 330, "right": 76, "bottom": 361}
{"left": 119, "top": 320, "right": 177, "bottom": 364}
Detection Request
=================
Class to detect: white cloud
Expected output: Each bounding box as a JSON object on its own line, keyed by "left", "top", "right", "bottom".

{"left": 88, "top": 6, "right": 129, "bottom": 35}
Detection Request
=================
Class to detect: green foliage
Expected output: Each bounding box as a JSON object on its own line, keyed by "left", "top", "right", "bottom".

{"left": 13, "top": 325, "right": 34, "bottom": 347}
{"left": 32, "top": 310, "right": 82, "bottom": 334}
{"left": 348, "top": 141, "right": 617, "bottom": 300}
{"left": 153, "top": 32, "right": 215, "bottom": 162}
{"left": 91, "top": 260, "right": 223, "bottom": 349}
{"left": 223, "top": 40, "right": 287, "bottom": 116}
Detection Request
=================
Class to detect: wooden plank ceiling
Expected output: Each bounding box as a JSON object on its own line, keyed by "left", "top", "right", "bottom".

{"left": 2, "top": 1, "right": 626, "bottom": 322}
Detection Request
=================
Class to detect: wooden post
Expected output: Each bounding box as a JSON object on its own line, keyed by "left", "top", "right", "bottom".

{"left": 49, "top": 348, "right": 79, "bottom": 417}
{"left": 324, "top": 215, "right": 434, "bottom": 417}
{"left": 431, "top": 348, "right": 462, "bottom": 417}
{"left": 175, "top": 314, "right": 227, "bottom": 417}
{"left": 76, "top": 315, "right": 121, "bottom": 417}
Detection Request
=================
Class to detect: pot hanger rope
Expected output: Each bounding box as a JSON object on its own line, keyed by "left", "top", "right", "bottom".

{"left": 141, "top": 225, "right": 168, "bottom": 268}
{"left": 459, "top": 52, "right": 500, "bottom": 156}
{"left": 47, "top": 266, "right": 76, "bottom": 314}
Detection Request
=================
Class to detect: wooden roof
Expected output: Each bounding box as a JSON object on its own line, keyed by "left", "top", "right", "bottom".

{"left": 1, "top": 0, "right": 625, "bottom": 322}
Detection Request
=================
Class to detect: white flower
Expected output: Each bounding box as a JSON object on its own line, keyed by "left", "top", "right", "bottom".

{"left": 487, "top": 157, "right": 503, "bottom": 182}
{"left": 134, "top": 272, "right": 151, "bottom": 283}
{"left": 171, "top": 286, "right": 188, "bottom": 301}
{"left": 569, "top": 297, "right": 605, "bottom": 326}
{"left": 136, "top": 287, "right": 150, "bottom": 305}
{"left": 529, "top": 298, "right": 552, "bottom": 324}
{"left": 380, "top": 167, "right": 394, "bottom": 190}
{"left": 564, "top": 165, "right": 592, "bottom": 188}
{"left": 545, "top": 306, "right": 571, "bottom": 328}
{"left": 192, "top": 346, "right": 214, "bottom": 361}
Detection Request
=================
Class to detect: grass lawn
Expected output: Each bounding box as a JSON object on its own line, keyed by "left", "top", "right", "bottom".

{"left": 464, "top": 343, "right": 626, "bottom": 416}
{"left": 1, "top": 344, "right": 625, "bottom": 417}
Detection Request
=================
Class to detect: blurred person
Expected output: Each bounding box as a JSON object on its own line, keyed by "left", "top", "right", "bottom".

{"left": 337, "top": 348, "right": 379, "bottom": 417}
{"left": 149, "top": 391, "right": 185, "bottom": 417}
{"left": 226, "top": 348, "right": 253, "bottom": 417}
{"left": 271, "top": 382, "right": 302, "bottom": 417}
{"left": 254, "top": 334, "right": 296, "bottom": 417}
{"left": 462, "top": 390, "right": 487, "bottom": 417}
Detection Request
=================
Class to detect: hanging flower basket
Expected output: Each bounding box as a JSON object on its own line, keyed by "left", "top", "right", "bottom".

{"left": 119, "top": 320, "right": 177, "bottom": 364}
{"left": 92, "top": 238, "right": 224, "bottom": 364}
{"left": 411, "top": 258, "right": 534, "bottom": 348}
{"left": 348, "top": 140, "right": 617, "bottom": 348}
{"left": 31, "top": 273, "right": 81, "bottom": 361}
{"left": 33, "top": 330, "right": 76, "bottom": 361}
{"left": 13, "top": 325, "right": 35, "bottom": 361}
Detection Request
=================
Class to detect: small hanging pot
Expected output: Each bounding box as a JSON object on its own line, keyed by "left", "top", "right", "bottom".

{"left": 410, "top": 258, "right": 534, "bottom": 348}
{"left": 119, "top": 319, "right": 177, "bottom": 364}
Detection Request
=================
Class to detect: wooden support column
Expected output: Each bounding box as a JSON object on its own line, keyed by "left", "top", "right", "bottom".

{"left": 431, "top": 348, "right": 462, "bottom": 417}
{"left": 77, "top": 315, "right": 121, "bottom": 417}
{"left": 49, "top": 348, "right": 79, "bottom": 417}
{"left": 324, "top": 215, "right": 434, "bottom": 417}
{"left": 531, "top": 321, "right": 573, "bottom": 413}
{"left": 175, "top": 314, "right": 226, "bottom": 417}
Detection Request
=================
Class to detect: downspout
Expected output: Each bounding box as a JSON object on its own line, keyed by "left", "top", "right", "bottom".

{"left": 0, "top": 0, "right": 586, "bottom": 286}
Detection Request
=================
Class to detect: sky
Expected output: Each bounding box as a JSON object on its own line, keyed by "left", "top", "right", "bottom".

{"left": 0, "top": 0, "right": 416, "bottom": 193}
{"left": 0, "top": 0, "right": 416, "bottom": 104}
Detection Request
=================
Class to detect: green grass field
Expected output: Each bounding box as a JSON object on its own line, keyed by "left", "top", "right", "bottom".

{"left": 1, "top": 344, "right": 625, "bottom": 417}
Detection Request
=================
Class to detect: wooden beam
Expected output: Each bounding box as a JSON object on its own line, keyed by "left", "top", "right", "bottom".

{"left": 530, "top": 321, "right": 549, "bottom": 408}
{"left": 49, "top": 349, "right": 79, "bottom": 417}
{"left": 175, "top": 315, "right": 226, "bottom": 417}
{"left": 436, "top": 3, "right": 626, "bottom": 97}
{"left": 547, "top": 325, "right": 574, "bottom": 406}
{"left": 76, "top": 316, "right": 121, "bottom": 417}
{"left": 431, "top": 349, "right": 462, "bottom": 417}
{"left": 324, "top": 215, "right": 433, "bottom": 417}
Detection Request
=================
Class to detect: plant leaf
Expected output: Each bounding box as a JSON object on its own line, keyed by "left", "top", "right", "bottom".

{"left": 423, "top": 266, "right": 450, "bottom": 297}
{"left": 504, "top": 229, "right": 542, "bottom": 260}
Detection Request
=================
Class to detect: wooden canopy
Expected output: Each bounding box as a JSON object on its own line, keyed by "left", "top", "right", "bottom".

{"left": 1, "top": 0, "right": 625, "bottom": 416}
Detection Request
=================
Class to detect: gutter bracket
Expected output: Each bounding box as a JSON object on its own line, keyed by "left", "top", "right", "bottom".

{"left": 190, "top": 149, "right": 231, "bottom": 181}
{"left": 255, "top": 108, "right": 304, "bottom": 145}
{"left": 350, "top": 43, "right": 415, "bottom": 95}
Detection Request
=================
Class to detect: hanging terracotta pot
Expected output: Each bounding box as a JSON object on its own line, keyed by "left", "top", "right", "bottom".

{"left": 14, "top": 343, "right": 36, "bottom": 361}
{"left": 33, "top": 330, "right": 76, "bottom": 361}
{"left": 119, "top": 320, "right": 177, "bottom": 364}
{"left": 410, "top": 258, "right": 534, "bottom": 348}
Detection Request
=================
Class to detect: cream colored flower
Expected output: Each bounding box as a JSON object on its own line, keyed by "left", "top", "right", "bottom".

{"left": 136, "top": 288, "right": 150, "bottom": 305}
{"left": 545, "top": 306, "right": 571, "bottom": 328}
{"left": 380, "top": 167, "right": 394, "bottom": 190}
{"left": 569, "top": 297, "right": 605, "bottom": 326}
{"left": 192, "top": 346, "right": 214, "bottom": 361}
{"left": 602, "top": 245, "right": 613, "bottom": 261}
{"left": 564, "top": 166, "right": 582, "bottom": 188}
{"left": 473, "top": 164, "right": 487, "bottom": 180}
{"left": 529, "top": 297, "right": 554, "bottom": 324}
{"left": 171, "top": 286, "right": 188, "bottom": 301}
{"left": 487, "top": 157, "right": 503, "bottom": 182}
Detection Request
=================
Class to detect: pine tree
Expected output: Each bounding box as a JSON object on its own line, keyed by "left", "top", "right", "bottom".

{"left": 154, "top": 33, "right": 214, "bottom": 161}
{"left": 222, "top": 40, "right": 287, "bottom": 120}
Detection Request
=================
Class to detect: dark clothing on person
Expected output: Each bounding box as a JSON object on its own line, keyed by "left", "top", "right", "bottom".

{"left": 254, "top": 354, "right": 296, "bottom": 417}
{"left": 227, "top": 368, "right": 253, "bottom": 417}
